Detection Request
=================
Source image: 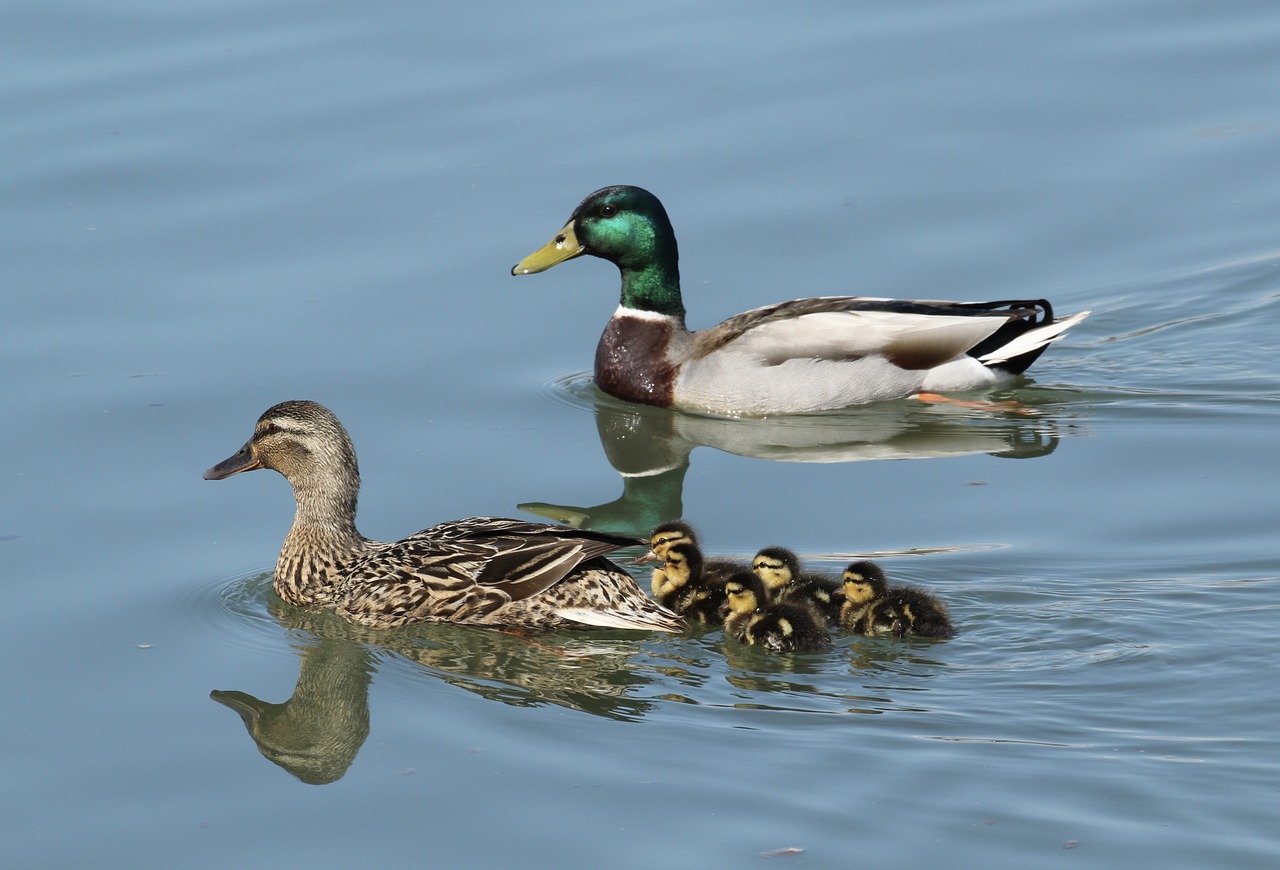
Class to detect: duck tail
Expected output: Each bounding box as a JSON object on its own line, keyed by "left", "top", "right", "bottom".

{"left": 556, "top": 605, "right": 687, "bottom": 633}
{"left": 975, "top": 305, "right": 1091, "bottom": 374}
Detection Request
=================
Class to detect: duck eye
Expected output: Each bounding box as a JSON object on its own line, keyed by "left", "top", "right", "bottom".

{"left": 599, "top": 204, "right": 618, "bottom": 218}
{"left": 261, "top": 422, "right": 281, "bottom": 436}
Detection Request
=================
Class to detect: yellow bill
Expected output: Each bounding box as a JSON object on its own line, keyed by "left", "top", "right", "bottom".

{"left": 511, "top": 222, "right": 585, "bottom": 275}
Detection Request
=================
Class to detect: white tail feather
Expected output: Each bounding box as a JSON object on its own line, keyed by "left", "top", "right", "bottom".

{"left": 555, "top": 607, "right": 683, "bottom": 632}
{"left": 978, "top": 310, "right": 1091, "bottom": 365}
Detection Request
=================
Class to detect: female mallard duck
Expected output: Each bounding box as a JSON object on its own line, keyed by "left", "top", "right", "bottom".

{"left": 720, "top": 571, "right": 832, "bottom": 653}
{"left": 838, "top": 561, "right": 954, "bottom": 638}
{"left": 204, "top": 400, "right": 684, "bottom": 632}
{"left": 751, "top": 546, "right": 842, "bottom": 623}
{"left": 512, "top": 185, "right": 1090, "bottom": 416}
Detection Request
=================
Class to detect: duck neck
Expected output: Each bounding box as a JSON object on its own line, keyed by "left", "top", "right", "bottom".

{"left": 275, "top": 471, "right": 368, "bottom": 607}
{"left": 617, "top": 242, "right": 686, "bottom": 321}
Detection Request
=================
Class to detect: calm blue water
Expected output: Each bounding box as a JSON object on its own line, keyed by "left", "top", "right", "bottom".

{"left": 4, "top": 0, "right": 1279, "bottom": 867}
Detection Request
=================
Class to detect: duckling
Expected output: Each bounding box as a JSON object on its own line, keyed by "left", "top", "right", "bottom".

{"left": 720, "top": 571, "right": 832, "bottom": 653}
{"left": 512, "top": 185, "right": 1090, "bottom": 416}
{"left": 859, "top": 586, "right": 955, "bottom": 639}
{"left": 751, "top": 546, "right": 842, "bottom": 623}
{"left": 643, "top": 520, "right": 743, "bottom": 593}
{"left": 204, "top": 401, "right": 684, "bottom": 632}
{"left": 838, "top": 561, "right": 954, "bottom": 638}
{"left": 838, "top": 560, "right": 892, "bottom": 633}
{"left": 649, "top": 540, "right": 727, "bottom": 625}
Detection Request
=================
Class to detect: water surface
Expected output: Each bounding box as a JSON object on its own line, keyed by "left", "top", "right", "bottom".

{"left": 3, "top": 1, "right": 1278, "bottom": 868}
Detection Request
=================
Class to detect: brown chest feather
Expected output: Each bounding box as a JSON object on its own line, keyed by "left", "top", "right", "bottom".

{"left": 594, "top": 316, "right": 678, "bottom": 407}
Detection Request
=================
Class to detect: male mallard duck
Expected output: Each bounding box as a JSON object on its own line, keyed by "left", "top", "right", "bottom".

{"left": 838, "top": 561, "right": 954, "bottom": 638}
{"left": 204, "top": 401, "right": 684, "bottom": 632}
{"left": 720, "top": 571, "right": 832, "bottom": 653}
{"left": 512, "top": 185, "right": 1090, "bottom": 416}
{"left": 751, "top": 546, "right": 842, "bottom": 623}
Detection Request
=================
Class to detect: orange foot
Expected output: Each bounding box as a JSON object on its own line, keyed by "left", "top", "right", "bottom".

{"left": 914, "top": 393, "right": 1035, "bottom": 415}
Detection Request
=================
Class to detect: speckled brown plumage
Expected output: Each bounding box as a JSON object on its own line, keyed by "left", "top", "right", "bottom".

{"left": 205, "top": 401, "right": 684, "bottom": 632}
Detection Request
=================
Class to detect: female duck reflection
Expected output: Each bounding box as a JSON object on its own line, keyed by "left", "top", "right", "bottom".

{"left": 212, "top": 601, "right": 681, "bottom": 783}
{"left": 520, "top": 388, "right": 1066, "bottom": 537}
{"left": 212, "top": 631, "right": 373, "bottom": 785}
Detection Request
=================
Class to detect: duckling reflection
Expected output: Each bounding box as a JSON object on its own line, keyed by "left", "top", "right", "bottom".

{"left": 521, "top": 389, "right": 1066, "bottom": 536}
{"left": 212, "top": 636, "right": 374, "bottom": 785}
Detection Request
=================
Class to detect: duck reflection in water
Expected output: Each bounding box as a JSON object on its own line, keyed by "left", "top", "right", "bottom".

{"left": 213, "top": 593, "right": 683, "bottom": 782}
{"left": 212, "top": 634, "right": 374, "bottom": 785}
{"left": 520, "top": 389, "right": 1068, "bottom": 537}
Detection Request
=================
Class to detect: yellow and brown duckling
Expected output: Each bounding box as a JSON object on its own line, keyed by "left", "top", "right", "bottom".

{"left": 839, "top": 560, "right": 954, "bottom": 638}
{"left": 752, "top": 546, "right": 842, "bottom": 624}
{"left": 859, "top": 586, "right": 955, "bottom": 639}
{"left": 647, "top": 540, "right": 728, "bottom": 625}
{"left": 838, "top": 560, "right": 892, "bottom": 632}
{"left": 644, "top": 521, "right": 743, "bottom": 581}
{"left": 643, "top": 521, "right": 738, "bottom": 625}
{"left": 204, "top": 401, "right": 684, "bottom": 632}
{"left": 720, "top": 571, "right": 832, "bottom": 653}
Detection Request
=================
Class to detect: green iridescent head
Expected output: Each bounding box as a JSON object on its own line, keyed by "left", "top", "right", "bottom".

{"left": 513, "top": 185, "right": 685, "bottom": 318}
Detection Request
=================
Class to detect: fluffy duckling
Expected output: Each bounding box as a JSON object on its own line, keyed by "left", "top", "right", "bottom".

{"left": 204, "top": 401, "right": 684, "bottom": 632}
{"left": 839, "top": 561, "right": 954, "bottom": 638}
{"left": 838, "top": 560, "right": 892, "bottom": 633}
{"left": 751, "top": 546, "right": 842, "bottom": 623}
{"left": 644, "top": 520, "right": 743, "bottom": 586}
{"left": 859, "top": 587, "right": 955, "bottom": 639}
{"left": 649, "top": 540, "right": 727, "bottom": 625}
{"left": 720, "top": 571, "right": 832, "bottom": 653}
{"left": 512, "top": 185, "right": 1089, "bottom": 416}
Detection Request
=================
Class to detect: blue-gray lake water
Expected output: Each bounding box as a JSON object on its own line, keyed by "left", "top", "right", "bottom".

{"left": 4, "top": 0, "right": 1278, "bottom": 867}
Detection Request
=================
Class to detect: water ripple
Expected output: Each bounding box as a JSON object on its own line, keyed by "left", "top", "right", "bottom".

{"left": 178, "top": 567, "right": 283, "bottom": 657}
{"left": 536, "top": 370, "right": 598, "bottom": 415}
